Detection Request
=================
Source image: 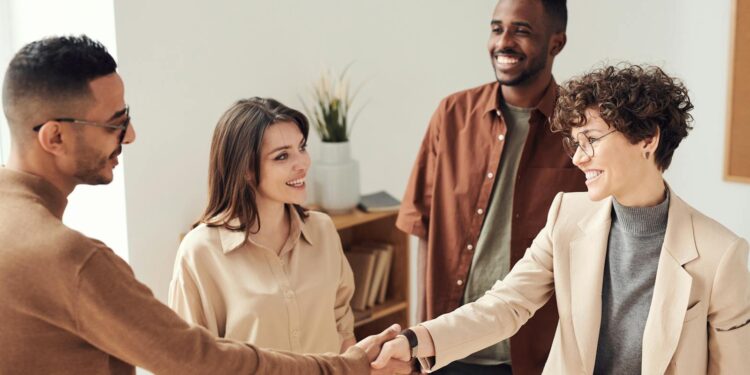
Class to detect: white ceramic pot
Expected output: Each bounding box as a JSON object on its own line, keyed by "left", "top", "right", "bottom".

{"left": 313, "top": 141, "right": 360, "bottom": 213}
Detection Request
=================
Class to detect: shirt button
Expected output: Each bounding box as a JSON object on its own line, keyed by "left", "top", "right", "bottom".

{"left": 285, "top": 290, "right": 294, "bottom": 299}
{"left": 487, "top": 172, "right": 494, "bottom": 179}
{"left": 292, "top": 330, "right": 300, "bottom": 337}
{"left": 498, "top": 134, "right": 505, "bottom": 141}
{"left": 477, "top": 208, "right": 484, "bottom": 215}
{"left": 457, "top": 280, "right": 463, "bottom": 286}
{"left": 467, "top": 244, "right": 474, "bottom": 251}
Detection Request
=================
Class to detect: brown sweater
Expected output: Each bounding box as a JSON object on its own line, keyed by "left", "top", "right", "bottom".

{"left": 0, "top": 167, "right": 369, "bottom": 375}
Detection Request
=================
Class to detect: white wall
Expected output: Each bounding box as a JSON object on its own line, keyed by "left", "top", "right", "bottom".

{"left": 0, "top": 0, "right": 129, "bottom": 260}
{"left": 113, "top": 0, "right": 498, "bottom": 304}
{"left": 0, "top": 0, "right": 12, "bottom": 163}
{"left": 561, "top": 0, "right": 750, "bottom": 245}
{"left": 112, "top": 0, "right": 750, "bottom": 311}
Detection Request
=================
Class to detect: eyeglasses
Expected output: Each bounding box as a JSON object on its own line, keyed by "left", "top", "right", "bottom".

{"left": 33, "top": 106, "right": 131, "bottom": 144}
{"left": 562, "top": 130, "right": 616, "bottom": 159}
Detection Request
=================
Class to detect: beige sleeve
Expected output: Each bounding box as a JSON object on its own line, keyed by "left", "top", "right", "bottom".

{"left": 167, "top": 248, "right": 217, "bottom": 336}
{"left": 333, "top": 226, "right": 356, "bottom": 343}
{"left": 420, "top": 192, "right": 564, "bottom": 371}
{"left": 707, "top": 238, "right": 750, "bottom": 374}
{"left": 74, "top": 246, "right": 370, "bottom": 374}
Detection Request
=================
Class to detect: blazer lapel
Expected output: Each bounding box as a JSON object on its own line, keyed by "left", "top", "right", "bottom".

{"left": 641, "top": 192, "right": 698, "bottom": 374}
{"left": 569, "top": 197, "right": 612, "bottom": 373}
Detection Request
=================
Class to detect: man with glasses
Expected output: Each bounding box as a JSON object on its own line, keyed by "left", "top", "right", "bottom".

{"left": 0, "top": 35, "right": 410, "bottom": 374}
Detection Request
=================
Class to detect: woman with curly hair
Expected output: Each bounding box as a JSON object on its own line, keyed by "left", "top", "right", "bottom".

{"left": 372, "top": 64, "right": 749, "bottom": 374}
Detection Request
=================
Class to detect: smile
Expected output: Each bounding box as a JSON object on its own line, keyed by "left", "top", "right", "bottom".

{"left": 286, "top": 178, "right": 305, "bottom": 188}
{"left": 584, "top": 170, "right": 602, "bottom": 184}
{"left": 495, "top": 54, "right": 522, "bottom": 65}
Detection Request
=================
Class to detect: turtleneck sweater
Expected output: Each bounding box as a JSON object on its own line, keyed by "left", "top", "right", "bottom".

{"left": 594, "top": 191, "right": 670, "bottom": 375}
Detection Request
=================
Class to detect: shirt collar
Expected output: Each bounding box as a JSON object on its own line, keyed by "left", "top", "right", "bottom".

{"left": 218, "top": 205, "right": 313, "bottom": 254}
{"left": 0, "top": 167, "right": 68, "bottom": 219}
{"left": 484, "top": 77, "right": 558, "bottom": 119}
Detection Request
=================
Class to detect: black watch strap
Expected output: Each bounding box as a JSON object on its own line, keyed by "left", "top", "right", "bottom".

{"left": 401, "top": 328, "right": 418, "bottom": 349}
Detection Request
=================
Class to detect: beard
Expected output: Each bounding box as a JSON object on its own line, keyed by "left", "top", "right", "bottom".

{"left": 493, "top": 45, "right": 549, "bottom": 87}
{"left": 73, "top": 142, "right": 120, "bottom": 185}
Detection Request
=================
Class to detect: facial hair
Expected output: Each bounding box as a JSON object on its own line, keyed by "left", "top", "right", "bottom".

{"left": 493, "top": 43, "right": 549, "bottom": 87}
{"left": 73, "top": 137, "right": 120, "bottom": 185}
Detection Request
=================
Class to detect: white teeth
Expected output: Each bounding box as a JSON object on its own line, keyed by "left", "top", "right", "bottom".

{"left": 495, "top": 55, "right": 519, "bottom": 64}
{"left": 585, "top": 171, "right": 602, "bottom": 180}
{"left": 286, "top": 178, "right": 305, "bottom": 187}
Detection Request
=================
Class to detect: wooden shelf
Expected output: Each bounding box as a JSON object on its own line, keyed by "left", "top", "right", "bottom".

{"left": 323, "top": 208, "right": 410, "bottom": 338}
{"left": 354, "top": 299, "right": 409, "bottom": 328}
{"left": 325, "top": 208, "right": 399, "bottom": 230}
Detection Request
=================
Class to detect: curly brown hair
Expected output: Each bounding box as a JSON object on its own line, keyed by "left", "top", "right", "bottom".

{"left": 551, "top": 64, "right": 694, "bottom": 171}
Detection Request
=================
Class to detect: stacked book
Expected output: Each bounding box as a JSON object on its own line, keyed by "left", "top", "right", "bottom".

{"left": 344, "top": 242, "right": 394, "bottom": 312}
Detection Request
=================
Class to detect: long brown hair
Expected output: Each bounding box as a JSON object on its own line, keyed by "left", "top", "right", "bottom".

{"left": 197, "top": 97, "right": 309, "bottom": 240}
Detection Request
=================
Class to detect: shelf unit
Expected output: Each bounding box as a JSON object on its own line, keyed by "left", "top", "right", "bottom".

{"left": 327, "top": 208, "right": 410, "bottom": 338}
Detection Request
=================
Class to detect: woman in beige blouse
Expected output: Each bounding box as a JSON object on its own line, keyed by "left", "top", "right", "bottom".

{"left": 168, "top": 98, "right": 356, "bottom": 354}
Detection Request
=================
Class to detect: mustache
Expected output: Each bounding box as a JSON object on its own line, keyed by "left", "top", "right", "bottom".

{"left": 109, "top": 146, "right": 122, "bottom": 159}
{"left": 493, "top": 48, "right": 524, "bottom": 58}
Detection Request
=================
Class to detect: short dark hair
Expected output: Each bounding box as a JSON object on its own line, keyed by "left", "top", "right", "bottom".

{"left": 2, "top": 35, "right": 117, "bottom": 131}
{"left": 198, "top": 98, "right": 310, "bottom": 240}
{"left": 541, "top": 0, "right": 567, "bottom": 33}
{"left": 552, "top": 63, "right": 694, "bottom": 171}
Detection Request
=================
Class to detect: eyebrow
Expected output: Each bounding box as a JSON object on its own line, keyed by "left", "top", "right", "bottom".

{"left": 268, "top": 145, "right": 291, "bottom": 155}
{"left": 490, "top": 20, "right": 534, "bottom": 30}
{"left": 266, "top": 138, "right": 306, "bottom": 156}
{"left": 108, "top": 107, "right": 128, "bottom": 121}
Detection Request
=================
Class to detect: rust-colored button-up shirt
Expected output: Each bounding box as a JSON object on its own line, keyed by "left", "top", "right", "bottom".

{"left": 397, "top": 79, "right": 586, "bottom": 374}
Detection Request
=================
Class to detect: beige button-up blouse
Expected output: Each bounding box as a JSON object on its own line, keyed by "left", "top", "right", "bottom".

{"left": 168, "top": 208, "right": 355, "bottom": 354}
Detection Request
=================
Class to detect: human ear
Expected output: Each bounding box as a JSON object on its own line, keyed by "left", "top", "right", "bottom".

{"left": 36, "top": 122, "right": 68, "bottom": 156}
{"left": 641, "top": 127, "right": 661, "bottom": 160}
{"left": 549, "top": 32, "right": 567, "bottom": 57}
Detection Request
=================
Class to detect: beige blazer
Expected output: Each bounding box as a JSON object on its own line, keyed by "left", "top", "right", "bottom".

{"left": 422, "top": 190, "right": 749, "bottom": 374}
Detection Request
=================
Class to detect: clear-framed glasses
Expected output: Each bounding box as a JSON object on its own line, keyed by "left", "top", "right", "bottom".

{"left": 562, "top": 129, "right": 616, "bottom": 159}
{"left": 33, "top": 106, "right": 131, "bottom": 144}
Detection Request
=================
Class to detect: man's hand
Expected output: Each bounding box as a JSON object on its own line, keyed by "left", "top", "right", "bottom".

{"left": 370, "top": 334, "right": 411, "bottom": 370}
{"left": 355, "top": 324, "right": 413, "bottom": 374}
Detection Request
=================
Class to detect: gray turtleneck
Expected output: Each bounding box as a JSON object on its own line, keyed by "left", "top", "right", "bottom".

{"left": 593, "top": 192, "right": 670, "bottom": 375}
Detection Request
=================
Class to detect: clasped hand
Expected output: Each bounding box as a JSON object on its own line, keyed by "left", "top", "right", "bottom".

{"left": 355, "top": 324, "right": 414, "bottom": 374}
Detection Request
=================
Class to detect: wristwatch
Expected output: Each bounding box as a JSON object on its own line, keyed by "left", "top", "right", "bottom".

{"left": 399, "top": 328, "right": 419, "bottom": 358}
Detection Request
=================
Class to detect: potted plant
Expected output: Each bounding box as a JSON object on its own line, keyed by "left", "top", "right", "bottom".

{"left": 303, "top": 67, "right": 363, "bottom": 213}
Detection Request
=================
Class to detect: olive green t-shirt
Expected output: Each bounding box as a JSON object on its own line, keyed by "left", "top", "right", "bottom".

{"left": 460, "top": 101, "right": 531, "bottom": 365}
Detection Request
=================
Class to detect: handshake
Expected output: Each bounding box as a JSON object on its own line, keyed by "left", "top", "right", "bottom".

{"left": 354, "top": 324, "right": 425, "bottom": 375}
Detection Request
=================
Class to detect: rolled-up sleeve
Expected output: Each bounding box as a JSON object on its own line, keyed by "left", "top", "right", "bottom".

{"left": 396, "top": 99, "right": 444, "bottom": 240}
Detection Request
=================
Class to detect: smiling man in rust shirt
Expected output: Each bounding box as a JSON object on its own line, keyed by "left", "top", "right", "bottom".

{"left": 397, "top": 1, "right": 585, "bottom": 374}
{"left": 0, "top": 35, "right": 411, "bottom": 375}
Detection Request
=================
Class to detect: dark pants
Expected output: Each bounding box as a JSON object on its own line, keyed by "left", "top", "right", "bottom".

{"left": 433, "top": 362, "right": 512, "bottom": 375}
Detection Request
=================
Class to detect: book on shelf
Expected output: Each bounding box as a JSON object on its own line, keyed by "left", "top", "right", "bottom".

{"left": 345, "top": 250, "right": 377, "bottom": 311}
{"left": 377, "top": 245, "right": 393, "bottom": 304}
{"left": 358, "top": 191, "right": 400, "bottom": 212}
{"left": 346, "top": 241, "right": 394, "bottom": 311}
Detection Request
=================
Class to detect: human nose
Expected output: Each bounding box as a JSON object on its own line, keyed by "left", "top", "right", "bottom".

{"left": 495, "top": 30, "right": 517, "bottom": 50}
{"left": 294, "top": 151, "right": 311, "bottom": 172}
{"left": 572, "top": 145, "right": 591, "bottom": 167}
{"left": 121, "top": 120, "right": 136, "bottom": 144}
